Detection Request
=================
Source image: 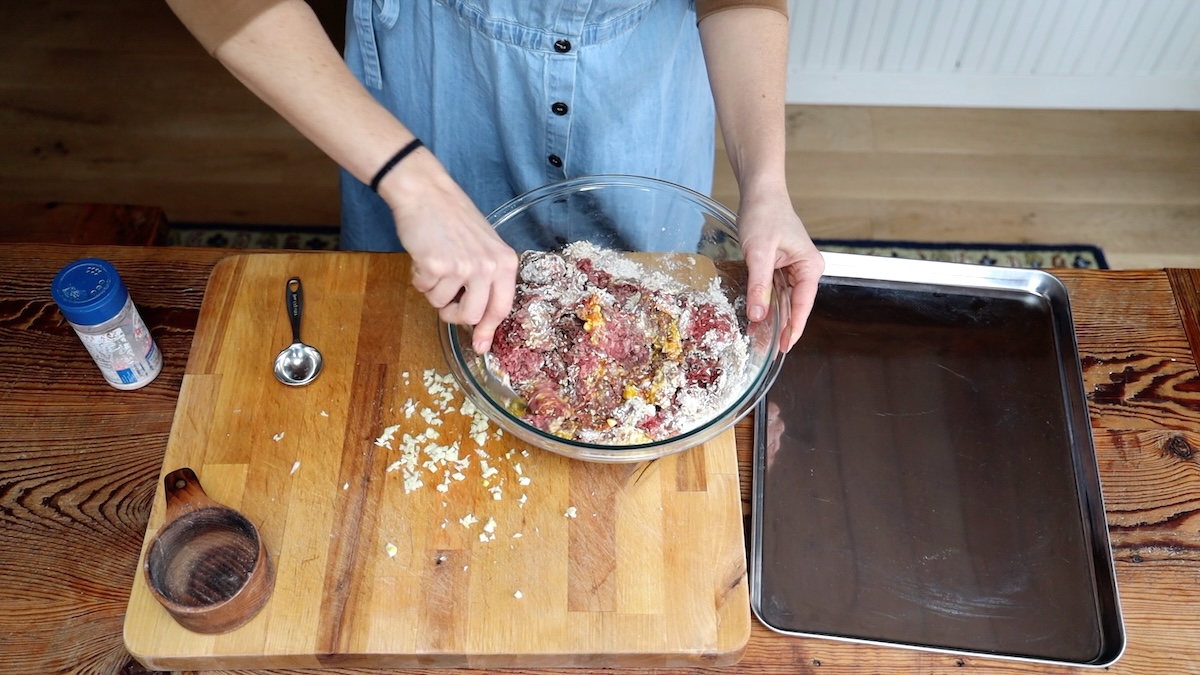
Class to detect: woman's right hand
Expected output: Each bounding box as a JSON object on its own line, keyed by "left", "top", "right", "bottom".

{"left": 376, "top": 146, "right": 519, "bottom": 354}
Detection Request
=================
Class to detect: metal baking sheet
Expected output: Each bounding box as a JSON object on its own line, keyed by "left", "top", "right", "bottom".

{"left": 750, "top": 253, "right": 1125, "bottom": 667}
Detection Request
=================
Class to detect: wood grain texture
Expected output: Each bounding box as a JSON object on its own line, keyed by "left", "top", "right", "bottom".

{"left": 4, "top": 246, "right": 1200, "bottom": 675}
{"left": 1168, "top": 269, "right": 1200, "bottom": 368}
{"left": 0, "top": 201, "right": 166, "bottom": 245}
{"left": 1067, "top": 271, "right": 1200, "bottom": 432}
{"left": 0, "top": 244, "right": 231, "bottom": 675}
{"left": 121, "top": 253, "right": 751, "bottom": 671}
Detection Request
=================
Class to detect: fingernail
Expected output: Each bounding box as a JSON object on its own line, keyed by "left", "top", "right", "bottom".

{"left": 749, "top": 305, "right": 766, "bottom": 322}
{"left": 473, "top": 336, "right": 491, "bottom": 353}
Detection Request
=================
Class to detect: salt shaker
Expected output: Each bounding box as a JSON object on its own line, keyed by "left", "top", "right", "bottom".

{"left": 51, "top": 258, "right": 163, "bottom": 390}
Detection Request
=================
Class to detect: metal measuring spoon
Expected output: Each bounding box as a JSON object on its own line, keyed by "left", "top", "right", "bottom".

{"left": 273, "top": 277, "right": 323, "bottom": 386}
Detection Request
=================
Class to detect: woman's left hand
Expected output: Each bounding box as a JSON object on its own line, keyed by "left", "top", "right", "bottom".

{"left": 736, "top": 190, "right": 824, "bottom": 352}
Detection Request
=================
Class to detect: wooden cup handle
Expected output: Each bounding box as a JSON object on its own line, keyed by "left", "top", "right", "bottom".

{"left": 162, "top": 467, "right": 220, "bottom": 523}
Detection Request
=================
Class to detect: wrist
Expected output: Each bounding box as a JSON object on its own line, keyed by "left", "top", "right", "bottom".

{"left": 373, "top": 142, "right": 438, "bottom": 207}
{"left": 735, "top": 171, "right": 790, "bottom": 204}
{"left": 722, "top": 140, "right": 787, "bottom": 198}
{"left": 369, "top": 138, "right": 423, "bottom": 192}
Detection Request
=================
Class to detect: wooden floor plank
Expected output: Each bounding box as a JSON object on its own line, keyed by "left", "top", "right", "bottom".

{"left": 756, "top": 199, "right": 1200, "bottom": 251}
{"left": 867, "top": 107, "right": 1200, "bottom": 158}
{"left": 765, "top": 152, "right": 1200, "bottom": 205}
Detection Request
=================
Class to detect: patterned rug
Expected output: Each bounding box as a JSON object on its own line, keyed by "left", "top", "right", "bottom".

{"left": 168, "top": 223, "right": 342, "bottom": 251}
{"left": 166, "top": 224, "right": 1108, "bottom": 270}
{"left": 814, "top": 238, "right": 1108, "bottom": 269}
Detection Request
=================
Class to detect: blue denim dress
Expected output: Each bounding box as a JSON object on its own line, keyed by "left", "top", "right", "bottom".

{"left": 340, "top": 0, "right": 716, "bottom": 252}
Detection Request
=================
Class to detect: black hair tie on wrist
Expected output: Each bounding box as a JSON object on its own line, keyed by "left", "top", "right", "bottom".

{"left": 369, "top": 138, "right": 424, "bottom": 193}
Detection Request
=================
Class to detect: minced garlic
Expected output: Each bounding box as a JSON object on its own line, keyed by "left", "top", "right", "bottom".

{"left": 375, "top": 368, "right": 540, "bottom": 539}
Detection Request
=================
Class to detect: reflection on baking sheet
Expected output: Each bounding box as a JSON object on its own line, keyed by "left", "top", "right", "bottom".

{"left": 753, "top": 270, "right": 1122, "bottom": 666}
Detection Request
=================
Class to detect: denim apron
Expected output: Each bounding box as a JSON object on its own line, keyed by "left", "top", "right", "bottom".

{"left": 340, "top": 0, "right": 716, "bottom": 252}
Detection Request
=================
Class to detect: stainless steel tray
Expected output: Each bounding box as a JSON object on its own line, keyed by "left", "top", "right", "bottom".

{"left": 750, "top": 253, "right": 1125, "bottom": 667}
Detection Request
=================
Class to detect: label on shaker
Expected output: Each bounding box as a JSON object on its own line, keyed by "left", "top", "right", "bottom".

{"left": 75, "top": 308, "right": 162, "bottom": 386}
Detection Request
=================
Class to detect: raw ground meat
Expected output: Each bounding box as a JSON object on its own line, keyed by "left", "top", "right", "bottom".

{"left": 488, "top": 242, "right": 750, "bottom": 445}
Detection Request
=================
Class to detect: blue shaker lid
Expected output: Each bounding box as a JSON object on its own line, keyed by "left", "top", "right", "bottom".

{"left": 51, "top": 258, "right": 131, "bottom": 326}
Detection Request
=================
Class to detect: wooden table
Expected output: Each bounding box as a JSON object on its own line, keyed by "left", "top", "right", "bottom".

{"left": 4, "top": 243, "right": 1199, "bottom": 675}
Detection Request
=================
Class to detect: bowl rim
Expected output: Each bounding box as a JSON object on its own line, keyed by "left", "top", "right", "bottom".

{"left": 486, "top": 174, "right": 741, "bottom": 230}
{"left": 441, "top": 173, "right": 788, "bottom": 462}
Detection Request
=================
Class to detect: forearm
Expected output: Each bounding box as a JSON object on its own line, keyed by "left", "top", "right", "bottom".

{"left": 698, "top": 7, "right": 790, "bottom": 200}
{"left": 166, "top": 0, "right": 415, "bottom": 188}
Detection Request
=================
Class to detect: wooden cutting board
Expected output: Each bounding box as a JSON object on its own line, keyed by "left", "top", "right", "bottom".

{"left": 124, "top": 252, "right": 750, "bottom": 671}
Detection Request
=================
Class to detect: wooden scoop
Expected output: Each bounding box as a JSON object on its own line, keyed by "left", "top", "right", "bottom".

{"left": 143, "top": 468, "right": 274, "bottom": 634}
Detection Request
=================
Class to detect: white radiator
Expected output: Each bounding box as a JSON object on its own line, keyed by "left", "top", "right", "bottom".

{"left": 784, "top": 0, "right": 1200, "bottom": 109}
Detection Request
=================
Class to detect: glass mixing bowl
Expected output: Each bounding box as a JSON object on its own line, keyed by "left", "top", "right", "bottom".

{"left": 439, "top": 175, "right": 788, "bottom": 462}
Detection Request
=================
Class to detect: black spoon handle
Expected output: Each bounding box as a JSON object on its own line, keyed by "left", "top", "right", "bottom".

{"left": 286, "top": 277, "right": 303, "bottom": 344}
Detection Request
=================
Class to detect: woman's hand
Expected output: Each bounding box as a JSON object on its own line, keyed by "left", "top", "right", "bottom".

{"left": 378, "top": 150, "right": 518, "bottom": 354}
{"left": 737, "top": 189, "right": 824, "bottom": 352}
